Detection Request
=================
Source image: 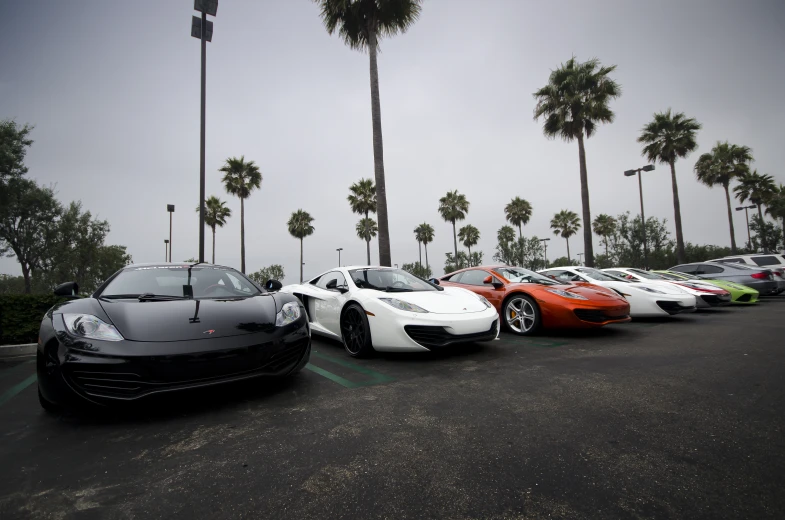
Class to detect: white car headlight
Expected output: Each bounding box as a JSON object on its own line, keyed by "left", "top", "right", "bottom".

{"left": 637, "top": 287, "right": 665, "bottom": 294}
{"left": 378, "top": 298, "right": 429, "bottom": 313}
{"left": 475, "top": 294, "right": 492, "bottom": 309}
{"left": 62, "top": 314, "right": 124, "bottom": 341}
{"left": 545, "top": 288, "right": 588, "bottom": 300}
{"left": 275, "top": 302, "right": 302, "bottom": 326}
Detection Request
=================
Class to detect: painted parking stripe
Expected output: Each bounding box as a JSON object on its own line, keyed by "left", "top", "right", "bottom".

{"left": 305, "top": 351, "right": 395, "bottom": 389}
{"left": 0, "top": 374, "right": 37, "bottom": 407}
{"left": 304, "top": 363, "right": 359, "bottom": 388}
{"left": 0, "top": 360, "right": 35, "bottom": 383}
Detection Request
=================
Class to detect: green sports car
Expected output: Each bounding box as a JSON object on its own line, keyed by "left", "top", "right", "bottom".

{"left": 654, "top": 270, "right": 759, "bottom": 304}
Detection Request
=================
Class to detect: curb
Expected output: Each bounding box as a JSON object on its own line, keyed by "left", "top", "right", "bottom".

{"left": 0, "top": 344, "right": 37, "bottom": 359}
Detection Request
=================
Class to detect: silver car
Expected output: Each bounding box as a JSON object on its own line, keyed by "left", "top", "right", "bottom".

{"left": 669, "top": 261, "right": 779, "bottom": 296}
{"left": 710, "top": 255, "right": 785, "bottom": 293}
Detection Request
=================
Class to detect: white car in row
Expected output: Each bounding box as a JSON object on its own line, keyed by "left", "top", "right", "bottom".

{"left": 602, "top": 268, "right": 732, "bottom": 308}
{"left": 539, "top": 267, "right": 697, "bottom": 317}
{"left": 279, "top": 266, "right": 500, "bottom": 357}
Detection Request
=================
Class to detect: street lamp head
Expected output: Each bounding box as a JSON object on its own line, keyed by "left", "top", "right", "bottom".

{"left": 641, "top": 164, "right": 655, "bottom": 172}
{"left": 539, "top": 238, "right": 550, "bottom": 242}
{"left": 164, "top": 239, "right": 169, "bottom": 244}
{"left": 194, "top": 0, "right": 218, "bottom": 16}
{"left": 191, "top": 17, "right": 213, "bottom": 41}
{"left": 623, "top": 169, "right": 636, "bottom": 177}
{"left": 167, "top": 204, "right": 175, "bottom": 213}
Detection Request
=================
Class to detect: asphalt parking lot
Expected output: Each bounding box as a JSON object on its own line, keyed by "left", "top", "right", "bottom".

{"left": 1, "top": 299, "right": 784, "bottom": 519}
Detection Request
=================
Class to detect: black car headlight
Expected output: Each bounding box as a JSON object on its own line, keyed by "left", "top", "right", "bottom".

{"left": 62, "top": 313, "right": 124, "bottom": 341}
{"left": 275, "top": 302, "right": 302, "bottom": 327}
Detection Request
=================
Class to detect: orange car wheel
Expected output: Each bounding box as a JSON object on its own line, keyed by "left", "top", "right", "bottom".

{"left": 503, "top": 294, "right": 541, "bottom": 335}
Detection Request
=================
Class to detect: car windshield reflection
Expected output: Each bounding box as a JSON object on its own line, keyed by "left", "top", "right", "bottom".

{"left": 349, "top": 268, "right": 436, "bottom": 292}
{"left": 494, "top": 267, "right": 558, "bottom": 285}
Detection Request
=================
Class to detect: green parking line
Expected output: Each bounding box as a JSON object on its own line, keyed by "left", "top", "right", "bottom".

{"left": 0, "top": 374, "right": 37, "bottom": 407}
{"left": 305, "top": 350, "right": 395, "bottom": 389}
{"left": 525, "top": 339, "right": 569, "bottom": 348}
{"left": 0, "top": 360, "right": 35, "bottom": 383}
{"left": 304, "top": 363, "right": 359, "bottom": 388}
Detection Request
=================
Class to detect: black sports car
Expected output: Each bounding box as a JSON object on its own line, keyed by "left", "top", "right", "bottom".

{"left": 37, "top": 263, "right": 310, "bottom": 410}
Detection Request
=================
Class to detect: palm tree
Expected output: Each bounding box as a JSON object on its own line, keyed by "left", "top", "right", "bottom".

{"left": 416, "top": 222, "right": 434, "bottom": 270}
{"left": 765, "top": 184, "right": 785, "bottom": 249}
{"left": 221, "top": 155, "right": 262, "bottom": 273}
{"left": 638, "top": 110, "right": 702, "bottom": 264}
{"left": 438, "top": 190, "right": 470, "bottom": 261}
{"left": 288, "top": 210, "right": 315, "bottom": 283}
{"left": 694, "top": 142, "right": 754, "bottom": 253}
{"left": 458, "top": 225, "right": 480, "bottom": 265}
{"left": 356, "top": 218, "right": 378, "bottom": 265}
{"left": 497, "top": 225, "right": 516, "bottom": 245}
{"left": 348, "top": 178, "right": 377, "bottom": 265}
{"left": 592, "top": 214, "right": 616, "bottom": 257}
{"left": 550, "top": 210, "right": 581, "bottom": 262}
{"left": 504, "top": 197, "right": 532, "bottom": 266}
{"left": 734, "top": 170, "right": 778, "bottom": 251}
{"left": 195, "top": 196, "right": 232, "bottom": 264}
{"left": 533, "top": 57, "right": 621, "bottom": 268}
{"left": 314, "top": 0, "right": 423, "bottom": 267}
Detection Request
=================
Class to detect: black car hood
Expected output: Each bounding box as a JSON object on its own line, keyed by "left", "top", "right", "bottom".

{"left": 98, "top": 295, "right": 278, "bottom": 342}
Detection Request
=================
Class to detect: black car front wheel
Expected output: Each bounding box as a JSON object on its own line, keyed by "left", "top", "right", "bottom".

{"left": 38, "top": 386, "right": 59, "bottom": 413}
{"left": 340, "top": 304, "right": 374, "bottom": 358}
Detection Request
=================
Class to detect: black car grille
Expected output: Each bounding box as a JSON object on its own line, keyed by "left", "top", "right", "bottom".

{"left": 656, "top": 300, "right": 694, "bottom": 315}
{"left": 736, "top": 293, "right": 752, "bottom": 302}
{"left": 404, "top": 320, "right": 498, "bottom": 350}
{"left": 700, "top": 294, "right": 729, "bottom": 306}
{"left": 573, "top": 309, "right": 629, "bottom": 323}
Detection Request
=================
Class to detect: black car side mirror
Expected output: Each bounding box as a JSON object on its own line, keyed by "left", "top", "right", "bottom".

{"left": 265, "top": 279, "right": 283, "bottom": 292}
{"left": 428, "top": 278, "right": 440, "bottom": 285}
{"left": 325, "top": 279, "right": 348, "bottom": 293}
{"left": 54, "top": 281, "right": 80, "bottom": 299}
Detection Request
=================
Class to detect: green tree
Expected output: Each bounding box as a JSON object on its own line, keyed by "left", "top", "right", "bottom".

{"left": 288, "top": 210, "right": 315, "bottom": 283}
{"left": 550, "top": 210, "right": 581, "bottom": 262}
{"left": 765, "top": 184, "right": 785, "bottom": 249}
{"left": 400, "top": 261, "right": 431, "bottom": 279}
{"left": 315, "top": 0, "right": 423, "bottom": 267}
{"left": 0, "top": 119, "right": 34, "bottom": 183}
{"left": 457, "top": 224, "right": 480, "bottom": 265}
{"left": 549, "top": 256, "right": 580, "bottom": 268}
{"left": 356, "top": 217, "right": 378, "bottom": 266}
{"left": 221, "top": 156, "right": 262, "bottom": 273}
{"left": 749, "top": 215, "right": 781, "bottom": 253}
{"left": 533, "top": 57, "right": 621, "bottom": 268}
{"left": 0, "top": 274, "right": 26, "bottom": 295}
{"left": 734, "top": 170, "right": 777, "bottom": 251}
{"left": 504, "top": 197, "right": 532, "bottom": 265}
{"left": 348, "top": 178, "right": 377, "bottom": 265}
{"left": 438, "top": 190, "right": 470, "bottom": 261}
{"left": 592, "top": 214, "right": 617, "bottom": 257}
{"left": 638, "top": 109, "right": 702, "bottom": 263}
{"left": 196, "top": 196, "right": 232, "bottom": 264}
{"left": 414, "top": 222, "right": 434, "bottom": 271}
{"left": 249, "top": 264, "right": 285, "bottom": 285}
{"left": 694, "top": 142, "right": 753, "bottom": 253}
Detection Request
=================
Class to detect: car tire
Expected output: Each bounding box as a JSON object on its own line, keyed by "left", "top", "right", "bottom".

{"left": 38, "top": 386, "right": 59, "bottom": 413}
{"left": 340, "top": 303, "right": 374, "bottom": 358}
{"left": 502, "top": 294, "right": 541, "bottom": 336}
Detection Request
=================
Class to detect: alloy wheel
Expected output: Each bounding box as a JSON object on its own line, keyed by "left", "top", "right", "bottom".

{"left": 506, "top": 297, "right": 536, "bottom": 333}
{"left": 341, "top": 308, "right": 367, "bottom": 355}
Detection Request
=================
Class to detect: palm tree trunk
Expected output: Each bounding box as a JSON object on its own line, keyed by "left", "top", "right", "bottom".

{"left": 757, "top": 205, "right": 767, "bottom": 252}
{"left": 211, "top": 226, "right": 216, "bottom": 264}
{"left": 566, "top": 237, "right": 571, "bottom": 262}
{"left": 604, "top": 237, "right": 609, "bottom": 257}
{"left": 366, "top": 239, "right": 371, "bottom": 265}
{"left": 418, "top": 241, "right": 422, "bottom": 265}
{"left": 367, "top": 24, "right": 391, "bottom": 267}
{"left": 300, "top": 237, "right": 303, "bottom": 283}
{"left": 468, "top": 245, "right": 472, "bottom": 266}
{"left": 518, "top": 224, "right": 524, "bottom": 266}
{"left": 424, "top": 243, "right": 429, "bottom": 271}
{"left": 669, "top": 160, "right": 686, "bottom": 263}
{"left": 452, "top": 221, "right": 458, "bottom": 261}
{"left": 723, "top": 184, "right": 737, "bottom": 254}
{"left": 576, "top": 133, "right": 595, "bottom": 267}
{"left": 240, "top": 197, "right": 246, "bottom": 273}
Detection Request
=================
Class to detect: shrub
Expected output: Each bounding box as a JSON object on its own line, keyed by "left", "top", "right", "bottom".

{"left": 0, "top": 294, "right": 63, "bottom": 345}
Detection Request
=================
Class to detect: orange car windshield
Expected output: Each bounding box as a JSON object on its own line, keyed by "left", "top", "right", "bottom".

{"left": 493, "top": 267, "right": 559, "bottom": 286}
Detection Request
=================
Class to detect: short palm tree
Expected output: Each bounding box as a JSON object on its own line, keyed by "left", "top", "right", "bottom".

{"left": 734, "top": 170, "right": 778, "bottom": 251}
{"left": 505, "top": 197, "right": 532, "bottom": 266}
{"left": 221, "top": 156, "right": 262, "bottom": 273}
{"left": 287, "top": 209, "right": 315, "bottom": 283}
{"left": 314, "top": 0, "right": 423, "bottom": 267}
{"left": 356, "top": 218, "right": 378, "bottom": 265}
{"left": 458, "top": 225, "right": 480, "bottom": 265}
{"left": 497, "top": 225, "right": 516, "bottom": 245}
{"left": 550, "top": 210, "right": 581, "bottom": 262}
{"left": 438, "top": 190, "right": 470, "bottom": 261}
{"left": 638, "top": 109, "right": 702, "bottom": 264}
{"left": 765, "top": 184, "right": 785, "bottom": 248}
{"left": 195, "top": 196, "right": 231, "bottom": 264}
{"left": 592, "top": 214, "right": 616, "bottom": 257}
{"left": 348, "top": 178, "right": 377, "bottom": 264}
{"left": 533, "top": 57, "right": 621, "bottom": 268}
{"left": 414, "top": 222, "right": 434, "bottom": 270}
{"left": 694, "top": 142, "right": 753, "bottom": 253}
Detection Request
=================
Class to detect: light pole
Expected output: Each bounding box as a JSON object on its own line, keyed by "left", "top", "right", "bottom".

{"left": 539, "top": 238, "right": 550, "bottom": 268}
{"left": 164, "top": 239, "right": 169, "bottom": 262}
{"left": 624, "top": 164, "right": 655, "bottom": 269}
{"left": 577, "top": 252, "right": 584, "bottom": 265}
{"left": 736, "top": 205, "right": 757, "bottom": 251}
{"left": 336, "top": 247, "right": 343, "bottom": 267}
{"left": 167, "top": 204, "right": 175, "bottom": 262}
{"left": 191, "top": 0, "right": 217, "bottom": 263}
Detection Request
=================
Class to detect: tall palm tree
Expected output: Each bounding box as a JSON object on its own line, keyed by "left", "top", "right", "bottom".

{"left": 288, "top": 209, "right": 315, "bottom": 283}
{"left": 533, "top": 57, "right": 621, "bottom": 268}
{"left": 438, "top": 190, "right": 470, "bottom": 261}
{"left": 638, "top": 109, "right": 702, "bottom": 264}
{"left": 694, "top": 142, "right": 754, "bottom": 253}
{"left": 221, "top": 155, "right": 262, "bottom": 273}
{"left": 458, "top": 225, "right": 480, "bottom": 265}
{"left": 348, "top": 178, "right": 377, "bottom": 265}
{"left": 356, "top": 218, "right": 378, "bottom": 265}
{"left": 504, "top": 197, "right": 532, "bottom": 266}
{"left": 416, "top": 222, "right": 434, "bottom": 270}
{"left": 734, "top": 171, "right": 778, "bottom": 251}
{"left": 765, "top": 184, "right": 785, "bottom": 249}
{"left": 550, "top": 210, "right": 581, "bottom": 262}
{"left": 592, "top": 214, "right": 616, "bottom": 257}
{"left": 315, "top": 0, "right": 423, "bottom": 267}
{"left": 497, "top": 225, "right": 516, "bottom": 245}
{"left": 195, "top": 196, "right": 232, "bottom": 264}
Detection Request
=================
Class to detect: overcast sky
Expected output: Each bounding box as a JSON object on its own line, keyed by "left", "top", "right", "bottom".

{"left": 2, "top": 0, "right": 784, "bottom": 281}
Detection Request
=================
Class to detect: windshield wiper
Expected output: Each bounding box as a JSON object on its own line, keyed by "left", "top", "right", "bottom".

{"left": 385, "top": 286, "right": 413, "bottom": 292}
{"left": 137, "top": 293, "right": 189, "bottom": 301}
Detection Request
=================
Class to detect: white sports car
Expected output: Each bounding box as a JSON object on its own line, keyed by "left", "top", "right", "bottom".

{"left": 539, "top": 266, "right": 697, "bottom": 317}
{"left": 279, "top": 266, "right": 500, "bottom": 357}
{"left": 602, "top": 267, "right": 732, "bottom": 308}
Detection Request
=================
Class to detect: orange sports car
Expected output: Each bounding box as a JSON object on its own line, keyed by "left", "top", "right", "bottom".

{"left": 437, "top": 265, "right": 631, "bottom": 335}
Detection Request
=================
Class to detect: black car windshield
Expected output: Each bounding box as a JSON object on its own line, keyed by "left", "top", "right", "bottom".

{"left": 575, "top": 267, "right": 629, "bottom": 282}
{"left": 349, "top": 268, "right": 436, "bottom": 292}
{"left": 100, "top": 265, "right": 261, "bottom": 299}
{"left": 494, "top": 267, "right": 558, "bottom": 285}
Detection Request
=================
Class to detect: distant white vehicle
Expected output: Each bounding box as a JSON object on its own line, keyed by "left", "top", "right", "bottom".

{"left": 279, "top": 266, "right": 499, "bottom": 357}
{"left": 539, "top": 266, "right": 696, "bottom": 317}
{"left": 602, "top": 267, "right": 732, "bottom": 308}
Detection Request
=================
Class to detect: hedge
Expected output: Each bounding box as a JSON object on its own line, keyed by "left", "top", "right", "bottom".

{"left": 0, "top": 295, "right": 64, "bottom": 346}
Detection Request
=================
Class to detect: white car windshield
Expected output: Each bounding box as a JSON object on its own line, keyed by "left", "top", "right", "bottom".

{"left": 575, "top": 267, "right": 628, "bottom": 282}
{"left": 494, "top": 267, "right": 559, "bottom": 285}
{"left": 627, "top": 268, "right": 665, "bottom": 280}
{"left": 349, "top": 268, "right": 437, "bottom": 292}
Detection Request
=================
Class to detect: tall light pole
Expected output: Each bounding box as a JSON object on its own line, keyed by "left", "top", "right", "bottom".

{"left": 164, "top": 239, "right": 169, "bottom": 262}
{"left": 736, "top": 204, "right": 757, "bottom": 251}
{"left": 191, "top": 0, "right": 217, "bottom": 263}
{"left": 167, "top": 204, "right": 175, "bottom": 262}
{"left": 539, "top": 238, "right": 550, "bottom": 268}
{"left": 577, "top": 252, "right": 584, "bottom": 265}
{"left": 624, "top": 164, "right": 655, "bottom": 269}
{"left": 336, "top": 247, "right": 343, "bottom": 267}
